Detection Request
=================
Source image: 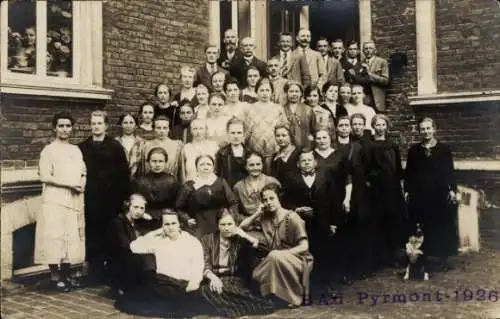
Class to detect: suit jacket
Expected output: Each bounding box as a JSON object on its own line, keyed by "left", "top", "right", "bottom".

{"left": 195, "top": 64, "right": 229, "bottom": 90}
{"left": 324, "top": 56, "right": 345, "bottom": 86}
{"left": 288, "top": 47, "right": 326, "bottom": 88}
{"left": 229, "top": 55, "right": 268, "bottom": 88}
{"left": 272, "top": 50, "right": 308, "bottom": 84}
{"left": 217, "top": 48, "right": 244, "bottom": 70}
{"left": 340, "top": 56, "right": 363, "bottom": 84}
{"left": 362, "top": 56, "right": 389, "bottom": 112}
{"left": 282, "top": 170, "right": 340, "bottom": 229}
{"left": 268, "top": 76, "right": 287, "bottom": 105}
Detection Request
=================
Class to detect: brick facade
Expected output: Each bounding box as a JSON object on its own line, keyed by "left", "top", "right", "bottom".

{"left": 372, "top": 0, "right": 500, "bottom": 159}
{"left": 1, "top": 0, "right": 499, "bottom": 163}
{"left": 436, "top": 0, "right": 500, "bottom": 92}
{"left": 1, "top": 0, "right": 209, "bottom": 164}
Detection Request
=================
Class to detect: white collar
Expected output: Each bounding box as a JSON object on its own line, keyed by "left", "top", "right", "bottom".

{"left": 231, "top": 144, "right": 244, "bottom": 156}
{"left": 274, "top": 145, "right": 296, "bottom": 162}
{"left": 193, "top": 174, "right": 217, "bottom": 189}
{"left": 338, "top": 136, "right": 350, "bottom": 144}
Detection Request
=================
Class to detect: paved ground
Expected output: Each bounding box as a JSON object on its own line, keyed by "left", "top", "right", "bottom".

{"left": 2, "top": 208, "right": 500, "bottom": 319}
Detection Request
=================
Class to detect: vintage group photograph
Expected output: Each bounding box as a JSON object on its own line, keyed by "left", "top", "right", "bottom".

{"left": 1, "top": 0, "right": 499, "bottom": 318}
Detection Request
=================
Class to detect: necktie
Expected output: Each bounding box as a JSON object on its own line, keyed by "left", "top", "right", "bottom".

{"left": 211, "top": 65, "right": 217, "bottom": 74}
{"left": 245, "top": 59, "right": 251, "bottom": 66}
{"left": 281, "top": 52, "right": 288, "bottom": 77}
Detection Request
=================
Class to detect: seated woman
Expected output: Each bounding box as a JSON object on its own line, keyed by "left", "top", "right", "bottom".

{"left": 233, "top": 152, "right": 281, "bottom": 217}
{"left": 117, "top": 210, "right": 210, "bottom": 317}
{"left": 240, "top": 183, "right": 312, "bottom": 307}
{"left": 132, "top": 147, "right": 181, "bottom": 229}
{"left": 200, "top": 209, "right": 275, "bottom": 318}
{"left": 176, "top": 154, "right": 240, "bottom": 238}
{"left": 108, "top": 193, "right": 156, "bottom": 296}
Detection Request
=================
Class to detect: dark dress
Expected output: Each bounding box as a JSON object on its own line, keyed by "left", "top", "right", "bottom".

{"left": 270, "top": 147, "right": 300, "bottom": 185}
{"left": 170, "top": 122, "right": 193, "bottom": 143}
{"left": 365, "top": 138, "right": 406, "bottom": 268}
{"left": 132, "top": 171, "right": 181, "bottom": 227}
{"left": 200, "top": 232, "right": 274, "bottom": 318}
{"left": 79, "top": 136, "right": 130, "bottom": 277}
{"left": 215, "top": 144, "right": 249, "bottom": 188}
{"left": 339, "top": 141, "right": 377, "bottom": 278}
{"left": 107, "top": 214, "right": 156, "bottom": 291}
{"left": 155, "top": 103, "right": 181, "bottom": 130}
{"left": 405, "top": 142, "right": 458, "bottom": 258}
{"left": 176, "top": 177, "right": 240, "bottom": 238}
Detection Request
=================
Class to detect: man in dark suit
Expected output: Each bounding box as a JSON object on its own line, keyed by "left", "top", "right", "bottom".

{"left": 229, "top": 37, "right": 267, "bottom": 88}
{"left": 195, "top": 45, "right": 229, "bottom": 90}
{"left": 217, "top": 29, "right": 243, "bottom": 70}
{"left": 341, "top": 41, "right": 363, "bottom": 85}
{"left": 317, "top": 37, "right": 345, "bottom": 86}
{"left": 194, "top": 45, "right": 228, "bottom": 90}
{"left": 281, "top": 149, "right": 348, "bottom": 283}
{"left": 331, "top": 39, "right": 345, "bottom": 61}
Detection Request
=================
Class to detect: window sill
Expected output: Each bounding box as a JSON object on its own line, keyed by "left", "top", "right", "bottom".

{"left": 408, "top": 90, "right": 500, "bottom": 106}
{"left": 0, "top": 81, "right": 113, "bottom": 100}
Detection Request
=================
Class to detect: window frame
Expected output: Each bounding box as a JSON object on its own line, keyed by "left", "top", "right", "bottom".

{"left": 0, "top": 1, "right": 112, "bottom": 100}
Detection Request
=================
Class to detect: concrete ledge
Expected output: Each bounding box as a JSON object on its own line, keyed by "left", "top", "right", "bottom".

{"left": 409, "top": 90, "right": 500, "bottom": 106}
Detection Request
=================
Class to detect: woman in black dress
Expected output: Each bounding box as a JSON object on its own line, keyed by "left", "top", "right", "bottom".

{"left": 270, "top": 123, "right": 300, "bottom": 184}
{"left": 200, "top": 209, "right": 274, "bottom": 318}
{"left": 405, "top": 117, "right": 459, "bottom": 271}
{"left": 215, "top": 117, "right": 249, "bottom": 187}
{"left": 132, "top": 147, "right": 181, "bottom": 229}
{"left": 176, "top": 154, "right": 240, "bottom": 238}
{"left": 365, "top": 114, "right": 406, "bottom": 270}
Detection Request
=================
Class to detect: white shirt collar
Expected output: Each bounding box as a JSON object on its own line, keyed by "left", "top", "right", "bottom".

{"left": 302, "top": 173, "right": 316, "bottom": 188}
{"left": 193, "top": 173, "right": 217, "bottom": 190}
{"left": 231, "top": 144, "right": 244, "bottom": 157}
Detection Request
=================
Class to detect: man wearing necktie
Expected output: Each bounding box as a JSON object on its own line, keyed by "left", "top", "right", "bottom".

{"left": 195, "top": 45, "right": 228, "bottom": 90}
{"left": 316, "top": 37, "right": 345, "bottom": 86}
{"left": 287, "top": 29, "right": 326, "bottom": 89}
{"left": 357, "top": 41, "right": 389, "bottom": 112}
{"left": 229, "top": 37, "right": 267, "bottom": 88}
{"left": 217, "top": 29, "right": 243, "bottom": 70}
{"left": 340, "top": 41, "right": 363, "bottom": 85}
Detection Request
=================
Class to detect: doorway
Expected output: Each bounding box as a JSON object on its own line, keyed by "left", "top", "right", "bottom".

{"left": 268, "top": 0, "right": 359, "bottom": 57}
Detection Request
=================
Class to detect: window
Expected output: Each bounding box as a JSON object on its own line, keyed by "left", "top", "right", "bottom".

{"left": 1, "top": 0, "right": 112, "bottom": 100}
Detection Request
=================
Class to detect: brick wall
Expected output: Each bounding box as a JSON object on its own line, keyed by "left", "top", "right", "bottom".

{"left": 102, "top": 0, "right": 209, "bottom": 113}
{"left": 1, "top": 0, "right": 208, "bottom": 164}
{"left": 372, "top": 0, "right": 500, "bottom": 159}
{"left": 436, "top": 0, "right": 500, "bottom": 92}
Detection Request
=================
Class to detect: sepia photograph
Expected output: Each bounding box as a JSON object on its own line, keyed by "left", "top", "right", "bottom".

{"left": 1, "top": 0, "right": 499, "bottom": 318}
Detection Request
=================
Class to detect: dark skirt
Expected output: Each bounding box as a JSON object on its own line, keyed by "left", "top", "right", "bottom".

{"left": 115, "top": 274, "right": 213, "bottom": 318}
{"left": 200, "top": 276, "right": 275, "bottom": 318}
{"left": 408, "top": 195, "right": 459, "bottom": 257}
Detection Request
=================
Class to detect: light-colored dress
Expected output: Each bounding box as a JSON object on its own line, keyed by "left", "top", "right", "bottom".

{"left": 130, "top": 138, "right": 183, "bottom": 179}
{"left": 225, "top": 102, "right": 248, "bottom": 120}
{"left": 35, "top": 140, "right": 87, "bottom": 264}
{"left": 252, "top": 210, "right": 311, "bottom": 306}
{"left": 206, "top": 115, "right": 231, "bottom": 148}
{"left": 116, "top": 135, "right": 142, "bottom": 164}
{"left": 233, "top": 174, "right": 281, "bottom": 216}
{"left": 345, "top": 104, "right": 376, "bottom": 132}
{"left": 181, "top": 140, "right": 220, "bottom": 182}
{"left": 245, "top": 102, "right": 287, "bottom": 158}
